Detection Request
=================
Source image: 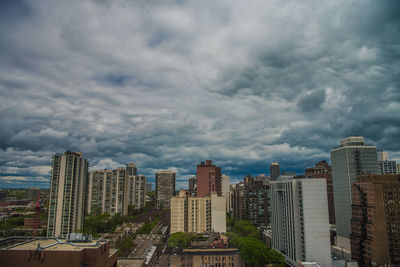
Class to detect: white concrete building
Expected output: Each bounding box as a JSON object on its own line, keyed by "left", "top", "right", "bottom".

{"left": 270, "top": 178, "right": 331, "bottom": 267}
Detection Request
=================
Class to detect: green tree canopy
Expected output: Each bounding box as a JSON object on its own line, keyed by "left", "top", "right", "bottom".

{"left": 232, "top": 220, "right": 258, "bottom": 238}
{"left": 118, "top": 236, "right": 134, "bottom": 257}
{"left": 238, "top": 237, "right": 269, "bottom": 267}
{"left": 167, "top": 232, "right": 196, "bottom": 248}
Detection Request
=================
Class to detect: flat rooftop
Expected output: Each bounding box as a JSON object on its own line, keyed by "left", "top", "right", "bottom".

{"left": 4, "top": 238, "right": 107, "bottom": 251}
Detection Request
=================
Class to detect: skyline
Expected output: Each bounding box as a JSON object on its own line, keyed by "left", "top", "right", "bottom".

{"left": 1, "top": 0, "right": 400, "bottom": 189}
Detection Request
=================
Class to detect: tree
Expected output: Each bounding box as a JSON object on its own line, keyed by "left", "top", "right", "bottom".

{"left": 266, "top": 249, "right": 285, "bottom": 266}
{"left": 118, "top": 236, "right": 134, "bottom": 257}
{"left": 238, "top": 237, "right": 269, "bottom": 267}
{"left": 167, "top": 232, "right": 196, "bottom": 248}
{"left": 232, "top": 220, "right": 258, "bottom": 238}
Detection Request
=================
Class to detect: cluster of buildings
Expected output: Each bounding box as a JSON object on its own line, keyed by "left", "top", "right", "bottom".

{"left": 1, "top": 136, "right": 400, "bottom": 267}
{"left": 46, "top": 151, "right": 175, "bottom": 238}
{"left": 227, "top": 136, "right": 400, "bottom": 267}
{"left": 170, "top": 160, "right": 228, "bottom": 234}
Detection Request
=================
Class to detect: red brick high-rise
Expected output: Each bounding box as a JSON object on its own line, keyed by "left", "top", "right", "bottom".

{"left": 196, "top": 160, "right": 221, "bottom": 197}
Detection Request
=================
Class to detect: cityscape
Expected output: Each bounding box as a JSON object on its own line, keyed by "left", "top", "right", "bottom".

{"left": 1, "top": 136, "right": 399, "bottom": 266}
{"left": 1, "top": 0, "right": 400, "bottom": 267}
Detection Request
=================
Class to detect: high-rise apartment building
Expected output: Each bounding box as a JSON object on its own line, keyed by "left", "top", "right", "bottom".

{"left": 170, "top": 191, "right": 226, "bottom": 234}
{"left": 331, "top": 136, "right": 379, "bottom": 249}
{"left": 305, "top": 160, "right": 335, "bottom": 224}
{"left": 350, "top": 174, "right": 400, "bottom": 266}
{"left": 87, "top": 163, "right": 146, "bottom": 215}
{"left": 196, "top": 160, "right": 221, "bottom": 197}
{"left": 87, "top": 168, "right": 127, "bottom": 215}
{"left": 378, "top": 151, "right": 398, "bottom": 175}
{"left": 127, "top": 174, "right": 146, "bottom": 209}
{"left": 270, "top": 162, "right": 280, "bottom": 181}
{"left": 270, "top": 179, "right": 331, "bottom": 267}
{"left": 155, "top": 170, "right": 176, "bottom": 209}
{"left": 231, "top": 176, "right": 270, "bottom": 227}
{"left": 47, "top": 151, "right": 89, "bottom": 238}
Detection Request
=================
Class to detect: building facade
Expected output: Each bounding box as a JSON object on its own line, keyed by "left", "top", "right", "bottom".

{"left": 160, "top": 247, "right": 244, "bottom": 267}
{"left": 87, "top": 163, "right": 146, "bottom": 215}
{"left": 189, "top": 176, "right": 197, "bottom": 196}
{"left": 87, "top": 168, "right": 127, "bottom": 215}
{"left": 127, "top": 174, "right": 146, "bottom": 209}
{"left": 350, "top": 174, "right": 400, "bottom": 266}
{"left": 221, "top": 174, "right": 230, "bottom": 212}
{"left": 170, "top": 191, "right": 226, "bottom": 234}
{"left": 331, "top": 136, "right": 379, "bottom": 249}
{"left": 47, "top": 151, "right": 89, "bottom": 238}
{"left": 305, "top": 160, "right": 335, "bottom": 224}
{"left": 270, "top": 179, "right": 331, "bottom": 267}
{"left": 231, "top": 176, "right": 270, "bottom": 227}
{"left": 0, "top": 237, "right": 117, "bottom": 267}
{"left": 196, "top": 160, "right": 222, "bottom": 197}
{"left": 155, "top": 170, "right": 176, "bottom": 209}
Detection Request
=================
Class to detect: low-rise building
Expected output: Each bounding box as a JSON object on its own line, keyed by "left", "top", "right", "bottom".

{"left": 0, "top": 236, "right": 118, "bottom": 267}
{"left": 160, "top": 247, "right": 244, "bottom": 267}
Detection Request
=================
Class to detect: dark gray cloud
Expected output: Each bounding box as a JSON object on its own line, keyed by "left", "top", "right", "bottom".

{"left": 0, "top": 0, "right": 399, "bottom": 187}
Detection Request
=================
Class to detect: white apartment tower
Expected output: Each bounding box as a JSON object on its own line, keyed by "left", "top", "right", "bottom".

{"left": 47, "top": 151, "right": 89, "bottom": 238}
{"left": 270, "top": 179, "right": 331, "bottom": 267}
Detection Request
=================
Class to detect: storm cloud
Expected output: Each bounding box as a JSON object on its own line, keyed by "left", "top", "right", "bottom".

{"left": 1, "top": 0, "right": 399, "bottom": 188}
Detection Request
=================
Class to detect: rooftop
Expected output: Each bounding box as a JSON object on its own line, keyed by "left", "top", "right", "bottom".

{"left": 3, "top": 237, "right": 107, "bottom": 251}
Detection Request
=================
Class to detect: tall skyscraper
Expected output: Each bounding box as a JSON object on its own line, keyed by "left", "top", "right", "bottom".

{"left": 47, "top": 151, "right": 89, "bottom": 238}
{"left": 155, "top": 170, "right": 176, "bottom": 209}
{"left": 305, "top": 160, "right": 335, "bottom": 224}
{"left": 270, "top": 178, "right": 331, "bottom": 267}
{"left": 170, "top": 191, "right": 226, "bottom": 233}
{"left": 331, "top": 136, "right": 379, "bottom": 250}
{"left": 196, "top": 160, "right": 221, "bottom": 197}
{"left": 350, "top": 174, "right": 400, "bottom": 266}
{"left": 270, "top": 162, "right": 280, "bottom": 181}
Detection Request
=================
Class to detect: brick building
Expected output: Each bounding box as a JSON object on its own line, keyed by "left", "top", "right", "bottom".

{"left": 160, "top": 247, "right": 244, "bottom": 267}
{"left": 231, "top": 175, "right": 270, "bottom": 227}
{"left": 0, "top": 236, "right": 117, "bottom": 267}
{"left": 350, "top": 174, "right": 400, "bottom": 266}
{"left": 196, "top": 160, "right": 222, "bottom": 197}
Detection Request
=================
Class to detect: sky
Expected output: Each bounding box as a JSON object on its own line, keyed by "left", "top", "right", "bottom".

{"left": 0, "top": 0, "right": 399, "bottom": 189}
